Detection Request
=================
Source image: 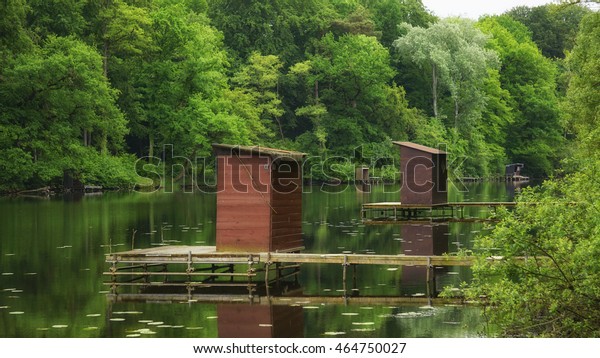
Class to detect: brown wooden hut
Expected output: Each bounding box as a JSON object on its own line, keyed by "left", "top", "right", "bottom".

{"left": 213, "top": 144, "right": 306, "bottom": 252}
{"left": 355, "top": 166, "right": 369, "bottom": 183}
{"left": 393, "top": 141, "right": 448, "bottom": 206}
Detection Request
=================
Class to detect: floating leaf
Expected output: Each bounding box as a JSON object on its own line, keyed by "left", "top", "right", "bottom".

{"left": 113, "top": 311, "right": 143, "bottom": 315}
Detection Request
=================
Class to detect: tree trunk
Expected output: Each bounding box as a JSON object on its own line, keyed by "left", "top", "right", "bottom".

{"left": 454, "top": 96, "right": 459, "bottom": 129}
{"left": 103, "top": 40, "right": 109, "bottom": 78}
{"left": 275, "top": 117, "right": 285, "bottom": 140}
{"left": 315, "top": 79, "right": 319, "bottom": 102}
{"left": 149, "top": 133, "right": 154, "bottom": 159}
{"left": 100, "top": 132, "right": 108, "bottom": 154}
{"left": 432, "top": 64, "right": 439, "bottom": 118}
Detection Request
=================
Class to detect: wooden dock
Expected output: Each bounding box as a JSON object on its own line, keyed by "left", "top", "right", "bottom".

{"left": 106, "top": 245, "right": 475, "bottom": 266}
{"left": 361, "top": 201, "right": 516, "bottom": 221}
{"left": 104, "top": 245, "right": 479, "bottom": 295}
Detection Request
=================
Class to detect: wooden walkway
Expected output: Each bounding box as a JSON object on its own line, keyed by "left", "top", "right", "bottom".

{"left": 361, "top": 201, "right": 516, "bottom": 221}
{"left": 106, "top": 245, "right": 475, "bottom": 266}
{"left": 104, "top": 245, "right": 481, "bottom": 293}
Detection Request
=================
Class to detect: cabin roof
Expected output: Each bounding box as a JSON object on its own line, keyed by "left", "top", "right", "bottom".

{"left": 392, "top": 141, "right": 447, "bottom": 155}
{"left": 212, "top": 143, "right": 306, "bottom": 160}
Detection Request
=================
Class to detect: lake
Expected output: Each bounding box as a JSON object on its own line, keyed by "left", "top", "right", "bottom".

{"left": 0, "top": 182, "right": 522, "bottom": 338}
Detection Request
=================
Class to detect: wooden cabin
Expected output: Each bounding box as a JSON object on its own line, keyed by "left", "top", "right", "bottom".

{"left": 213, "top": 144, "right": 306, "bottom": 253}
{"left": 355, "top": 166, "right": 369, "bottom": 183}
{"left": 505, "top": 163, "right": 524, "bottom": 177}
{"left": 393, "top": 141, "right": 448, "bottom": 206}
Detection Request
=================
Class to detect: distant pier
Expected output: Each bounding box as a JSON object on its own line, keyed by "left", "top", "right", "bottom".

{"left": 361, "top": 201, "right": 517, "bottom": 221}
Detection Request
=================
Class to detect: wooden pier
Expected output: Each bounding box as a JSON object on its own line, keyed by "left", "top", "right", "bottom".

{"left": 104, "top": 245, "right": 479, "bottom": 296}
{"left": 361, "top": 201, "right": 516, "bottom": 221}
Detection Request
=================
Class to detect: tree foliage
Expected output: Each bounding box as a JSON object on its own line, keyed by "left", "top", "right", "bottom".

{"left": 0, "top": 0, "right": 592, "bottom": 191}
{"left": 478, "top": 16, "right": 563, "bottom": 178}
{"left": 468, "top": 11, "right": 600, "bottom": 338}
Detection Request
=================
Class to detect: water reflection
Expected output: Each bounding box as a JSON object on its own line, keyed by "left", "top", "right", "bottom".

{"left": 217, "top": 304, "right": 304, "bottom": 338}
{"left": 401, "top": 223, "right": 449, "bottom": 297}
{"left": 0, "top": 183, "right": 523, "bottom": 337}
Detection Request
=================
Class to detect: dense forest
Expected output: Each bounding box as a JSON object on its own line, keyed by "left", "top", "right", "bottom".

{"left": 0, "top": 0, "right": 595, "bottom": 192}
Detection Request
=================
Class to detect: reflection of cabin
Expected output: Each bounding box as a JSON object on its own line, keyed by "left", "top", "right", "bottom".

{"left": 217, "top": 304, "right": 304, "bottom": 338}
{"left": 213, "top": 144, "right": 306, "bottom": 252}
{"left": 401, "top": 223, "right": 449, "bottom": 256}
{"left": 393, "top": 142, "right": 447, "bottom": 205}
{"left": 401, "top": 223, "right": 449, "bottom": 291}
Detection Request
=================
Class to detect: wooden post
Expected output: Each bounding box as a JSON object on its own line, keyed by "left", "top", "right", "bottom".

{"left": 426, "top": 256, "right": 432, "bottom": 298}
{"left": 352, "top": 264, "right": 357, "bottom": 291}
{"left": 342, "top": 255, "right": 349, "bottom": 294}
{"left": 264, "top": 253, "right": 271, "bottom": 287}
{"left": 247, "top": 255, "right": 254, "bottom": 289}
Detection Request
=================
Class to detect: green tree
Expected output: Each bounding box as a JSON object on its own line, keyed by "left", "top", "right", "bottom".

{"left": 0, "top": 36, "right": 130, "bottom": 190}
{"left": 564, "top": 12, "right": 600, "bottom": 153}
{"left": 394, "top": 19, "right": 500, "bottom": 175}
{"left": 0, "top": 0, "right": 33, "bottom": 54}
{"left": 361, "top": 0, "right": 435, "bottom": 47}
{"left": 207, "top": 0, "right": 336, "bottom": 64}
{"left": 232, "top": 52, "right": 284, "bottom": 140}
{"left": 119, "top": 1, "right": 271, "bottom": 166}
{"left": 506, "top": 3, "right": 591, "bottom": 59}
{"left": 468, "top": 12, "right": 600, "bottom": 338}
{"left": 478, "top": 16, "right": 562, "bottom": 178}
{"left": 293, "top": 33, "right": 425, "bottom": 157}
{"left": 27, "top": 0, "right": 89, "bottom": 39}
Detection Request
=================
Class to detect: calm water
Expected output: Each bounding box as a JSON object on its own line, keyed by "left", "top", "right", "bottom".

{"left": 0, "top": 182, "right": 521, "bottom": 338}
